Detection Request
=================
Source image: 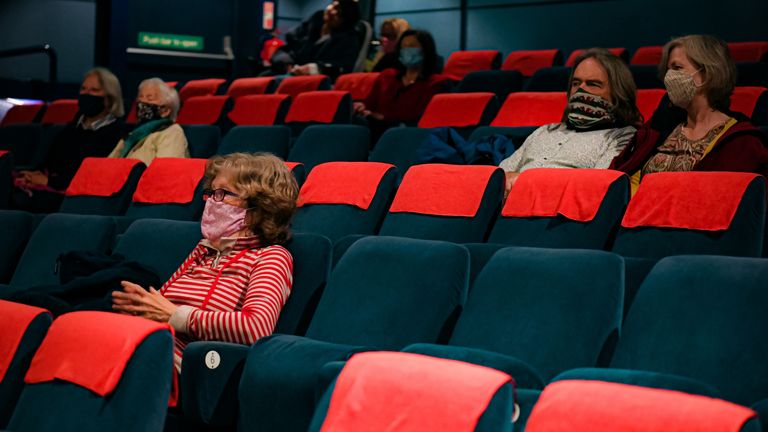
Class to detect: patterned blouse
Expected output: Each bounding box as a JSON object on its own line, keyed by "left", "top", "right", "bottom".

{"left": 642, "top": 118, "right": 734, "bottom": 176}
{"left": 499, "top": 123, "right": 636, "bottom": 173}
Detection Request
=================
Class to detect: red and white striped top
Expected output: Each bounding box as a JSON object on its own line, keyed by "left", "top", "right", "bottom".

{"left": 161, "top": 235, "right": 293, "bottom": 370}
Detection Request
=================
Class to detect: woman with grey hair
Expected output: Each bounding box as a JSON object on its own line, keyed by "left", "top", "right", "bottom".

{"left": 108, "top": 77, "right": 188, "bottom": 165}
{"left": 12, "top": 67, "right": 126, "bottom": 212}
{"left": 610, "top": 34, "right": 768, "bottom": 193}
{"left": 500, "top": 48, "right": 642, "bottom": 194}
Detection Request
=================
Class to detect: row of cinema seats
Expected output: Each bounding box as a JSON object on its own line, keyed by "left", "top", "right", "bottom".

{"left": 3, "top": 229, "right": 767, "bottom": 430}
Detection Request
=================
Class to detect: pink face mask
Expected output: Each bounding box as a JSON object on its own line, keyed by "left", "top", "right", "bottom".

{"left": 201, "top": 199, "right": 247, "bottom": 241}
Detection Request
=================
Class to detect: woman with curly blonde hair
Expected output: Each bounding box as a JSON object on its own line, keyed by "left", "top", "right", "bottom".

{"left": 112, "top": 152, "right": 299, "bottom": 371}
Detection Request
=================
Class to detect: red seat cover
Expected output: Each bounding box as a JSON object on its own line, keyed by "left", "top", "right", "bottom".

{"left": 630, "top": 46, "right": 663, "bottom": 65}
{"left": 566, "top": 48, "right": 627, "bottom": 66}
{"left": 226, "top": 77, "right": 275, "bottom": 99}
{"left": 389, "top": 164, "right": 499, "bottom": 217}
{"left": 41, "top": 99, "right": 78, "bottom": 124}
{"left": 228, "top": 94, "right": 290, "bottom": 126}
{"left": 1, "top": 103, "right": 44, "bottom": 126}
{"left": 299, "top": 162, "right": 394, "bottom": 210}
{"left": 178, "top": 78, "right": 226, "bottom": 102}
{"left": 334, "top": 73, "right": 380, "bottom": 101}
{"left": 176, "top": 95, "right": 229, "bottom": 125}
{"left": 132, "top": 158, "right": 207, "bottom": 204}
{"left": 0, "top": 300, "right": 50, "bottom": 381}
{"left": 276, "top": 75, "right": 329, "bottom": 98}
{"left": 284, "top": 91, "right": 347, "bottom": 124}
{"left": 418, "top": 93, "right": 495, "bottom": 129}
{"left": 443, "top": 50, "right": 500, "bottom": 80}
{"left": 502, "top": 49, "right": 561, "bottom": 76}
{"left": 66, "top": 158, "right": 144, "bottom": 197}
{"left": 492, "top": 92, "right": 567, "bottom": 127}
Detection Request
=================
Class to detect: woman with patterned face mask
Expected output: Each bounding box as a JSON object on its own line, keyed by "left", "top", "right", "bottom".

{"left": 353, "top": 29, "right": 450, "bottom": 142}
{"left": 112, "top": 152, "right": 299, "bottom": 372}
{"left": 610, "top": 35, "right": 768, "bottom": 193}
{"left": 500, "top": 48, "right": 642, "bottom": 195}
{"left": 107, "top": 77, "right": 189, "bottom": 166}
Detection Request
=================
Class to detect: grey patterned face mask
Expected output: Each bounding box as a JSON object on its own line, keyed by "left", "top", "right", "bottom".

{"left": 664, "top": 69, "right": 702, "bottom": 108}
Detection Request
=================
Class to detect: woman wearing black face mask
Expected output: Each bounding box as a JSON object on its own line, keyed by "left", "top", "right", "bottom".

{"left": 11, "top": 67, "right": 125, "bottom": 213}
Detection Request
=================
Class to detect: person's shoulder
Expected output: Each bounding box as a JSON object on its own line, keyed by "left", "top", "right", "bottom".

{"left": 257, "top": 244, "right": 293, "bottom": 262}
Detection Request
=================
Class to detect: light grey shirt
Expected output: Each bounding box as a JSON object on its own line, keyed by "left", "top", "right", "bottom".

{"left": 499, "top": 123, "right": 636, "bottom": 172}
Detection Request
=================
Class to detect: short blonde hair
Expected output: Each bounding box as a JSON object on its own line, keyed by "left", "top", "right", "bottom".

{"left": 205, "top": 153, "right": 299, "bottom": 245}
{"left": 659, "top": 35, "right": 737, "bottom": 111}
{"left": 86, "top": 67, "right": 124, "bottom": 118}
{"left": 139, "top": 77, "right": 181, "bottom": 121}
{"left": 381, "top": 18, "right": 409, "bottom": 38}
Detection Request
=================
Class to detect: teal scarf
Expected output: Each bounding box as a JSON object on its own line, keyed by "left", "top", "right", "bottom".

{"left": 121, "top": 119, "right": 172, "bottom": 157}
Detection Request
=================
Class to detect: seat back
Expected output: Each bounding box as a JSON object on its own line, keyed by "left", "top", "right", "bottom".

{"left": 0, "top": 103, "right": 44, "bottom": 126}
{"left": 293, "top": 162, "right": 397, "bottom": 242}
{"left": 305, "top": 236, "right": 469, "bottom": 349}
{"left": 0, "top": 211, "right": 36, "bottom": 284}
{"left": 526, "top": 380, "right": 760, "bottom": 432}
{"left": 489, "top": 169, "right": 629, "bottom": 249}
{"left": 60, "top": 158, "right": 146, "bottom": 216}
{"left": 492, "top": 92, "right": 567, "bottom": 127}
{"left": 443, "top": 50, "right": 502, "bottom": 80}
{"left": 176, "top": 95, "right": 229, "bottom": 126}
{"left": 501, "top": 49, "right": 562, "bottom": 76}
{"left": 274, "top": 233, "right": 333, "bottom": 336}
{"left": 226, "top": 77, "right": 276, "bottom": 99}
{"left": 284, "top": 91, "right": 352, "bottom": 135}
{"left": 226, "top": 94, "right": 291, "bottom": 126}
{"left": 178, "top": 78, "right": 226, "bottom": 102}
{"left": 0, "top": 124, "right": 42, "bottom": 167}
{"left": 418, "top": 92, "right": 499, "bottom": 131}
{"left": 41, "top": 99, "right": 78, "bottom": 125}
{"left": 182, "top": 125, "right": 220, "bottom": 159}
{"left": 379, "top": 164, "right": 504, "bottom": 243}
{"left": 565, "top": 48, "right": 628, "bottom": 66}
{"left": 0, "top": 300, "right": 51, "bottom": 428}
{"left": 369, "top": 127, "right": 432, "bottom": 179}
{"left": 10, "top": 214, "right": 115, "bottom": 288}
{"left": 611, "top": 255, "right": 768, "bottom": 406}
{"left": 287, "top": 125, "right": 369, "bottom": 173}
{"left": 456, "top": 70, "right": 524, "bottom": 101}
{"left": 9, "top": 312, "right": 174, "bottom": 431}
{"left": 276, "top": 75, "right": 332, "bottom": 98}
{"left": 524, "top": 66, "right": 571, "bottom": 92}
{"left": 112, "top": 218, "right": 202, "bottom": 283}
{"left": 218, "top": 125, "right": 291, "bottom": 159}
{"left": 727, "top": 41, "right": 768, "bottom": 62}
{"left": 468, "top": 126, "right": 537, "bottom": 150}
{"left": 731, "top": 86, "right": 768, "bottom": 125}
{"left": 736, "top": 62, "right": 768, "bottom": 88}
{"left": 613, "top": 172, "right": 766, "bottom": 259}
{"left": 630, "top": 64, "right": 664, "bottom": 89}
{"left": 636, "top": 89, "right": 666, "bottom": 121}
{"left": 309, "top": 352, "right": 514, "bottom": 432}
{"left": 125, "top": 158, "right": 207, "bottom": 221}
{"left": 333, "top": 72, "right": 380, "bottom": 101}
{"left": 630, "top": 46, "right": 663, "bottom": 65}
{"left": 452, "top": 247, "right": 623, "bottom": 381}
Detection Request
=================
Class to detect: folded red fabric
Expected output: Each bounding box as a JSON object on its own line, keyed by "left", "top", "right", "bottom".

{"left": 503, "top": 168, "right": 626, "bottom": 222}
{"left": 418, "top": 93, "right": 494, "bottom": 128}
{"left": 0, "top": 300, "right": 50, "bottom": 381}
{"left": 389, "top": 164, "right": 499, "bottom": 217}
{"left": 299, "top": 162, "right": 394, "bottom": 209}
{"left": 320, "top": 351, "right": 512, "bottom": 432}
{"left": 621, "top": 172, "right": 759, "bottom": 231}
{"left": 66, "top": 158, "right": 144, "bottom": 197}
{"left": 132, "top": 158, "right": 207, "bottom": 204}
{"left": 285, "top": 91, "right": 348, "bottom": 124}
{"left": 527, "top": 380, "right": 757, "bottom": 432}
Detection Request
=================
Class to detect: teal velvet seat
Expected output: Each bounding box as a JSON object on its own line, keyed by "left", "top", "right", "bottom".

{"left": 553, "top": 255, "right": 768, "bottom": 408}
{"left": 217, "top": 125, "right": 291, "bottom": 159}
{"left": 182, "top": 125, "right": 220, "bottom": 159}
{"left": 0, "top": 301, "right": 51, "bottom": 428}
{"left": 378, "top": 164, "right": 504, "bottom": 243}
{"left": 236, "top": 236, "right": 470, "bottom": 432}
{"left": 287, "top": 124, "right": 369, "bottom": 174}
{"left": 0, "top": 210, "right": 36, "bottom": 284}
{"left": 292, "top": 162, "right": 397, "bottom": 243}
{"left": 369, "top": 127, "right": 432, "bottom": 182}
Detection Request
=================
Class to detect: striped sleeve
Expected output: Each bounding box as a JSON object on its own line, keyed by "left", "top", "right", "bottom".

{"left": 186, "top": 246, "right": 293, "bottom": 344}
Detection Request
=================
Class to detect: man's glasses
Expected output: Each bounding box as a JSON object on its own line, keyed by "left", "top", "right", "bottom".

{"left": 202, "top": 188, "right": 241, "bottom": 202}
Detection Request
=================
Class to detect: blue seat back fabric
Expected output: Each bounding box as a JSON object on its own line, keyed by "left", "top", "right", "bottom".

{"left": 612, "top": 176, "right": 766, "bottom": 259}
{"left": 217, "top": 125, "right": 291, "bottom": 159}
{"left": 369, "top": 127, "right": 432, "bottom": 180}
{"left": 0, "top": 153, "right": 12, "bottom": 209}
{"left": 307, "top": 370, "right": 514, "bottom": 432}
{"left": 524, "top": 66, "right": 570, "bottom": 92}
{"left": 112, "top": 218, "right": 202, "bottom": 283}
{"left": 468, "top": 125, "right": 537, "bottom": 150}
{"left": 0, "top": 124, "right": 41, "bottom": 167}
{"left": 183, "top": 125, "right": 221, "bottom": 159}
{"left": 8, "top": 331, "right": 173, "bottom": 432}
{"left": 451, "top": 247, "right": 624, "bottom": 381}
{"left": 305, "top": 236, "right": 470, "bottom": 349}
{"left": 59, "top": 163, "right": 146, "bottom": 216}
{"left": 737, "top": 62, "right": 768, "bottom": 88}
{"left": 10, "top": 214, "right": 116, "bottom": 288}
{"left": 488, "top": 176, "right": 629, "bottom": 249}
{"left": 124, "top": 181, "right": 206, "bottom": 221}
{"left": 630, "top": 64, "right": 664, "bottom": 89}
{"left": 457, "top": 70, "right": 524, "bottom": 101}
{"left": 0, "top": 211, "right": 36, "bottom": 284}
{"left": 292, "top": 167, "right": 397, "bottom": 243}
{"left": 612, "top": 255, "right": 768, "bottom": 406}
{"left": 378, "top": 169, "right": 504, "bottom": 243}
{"left": 287, "top": 125, "right": 369, "bottom": 173}
{"left": 0, "top": 311, "right": 51, "bottom": 428}
{"left": 274, "top": 233, "right": 333, "bottom": 336}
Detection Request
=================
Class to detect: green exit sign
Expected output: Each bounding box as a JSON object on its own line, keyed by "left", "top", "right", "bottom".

{"left": 138, "top": 32, "right": 204, "bottom": 51}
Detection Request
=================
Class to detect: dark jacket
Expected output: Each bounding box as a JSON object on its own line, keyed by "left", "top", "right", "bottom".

{"left": 609, "top": 105, "right": 768, "bottom": 177}
{"left": 293, "top": 27, "right": 362, "bottom": 78}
